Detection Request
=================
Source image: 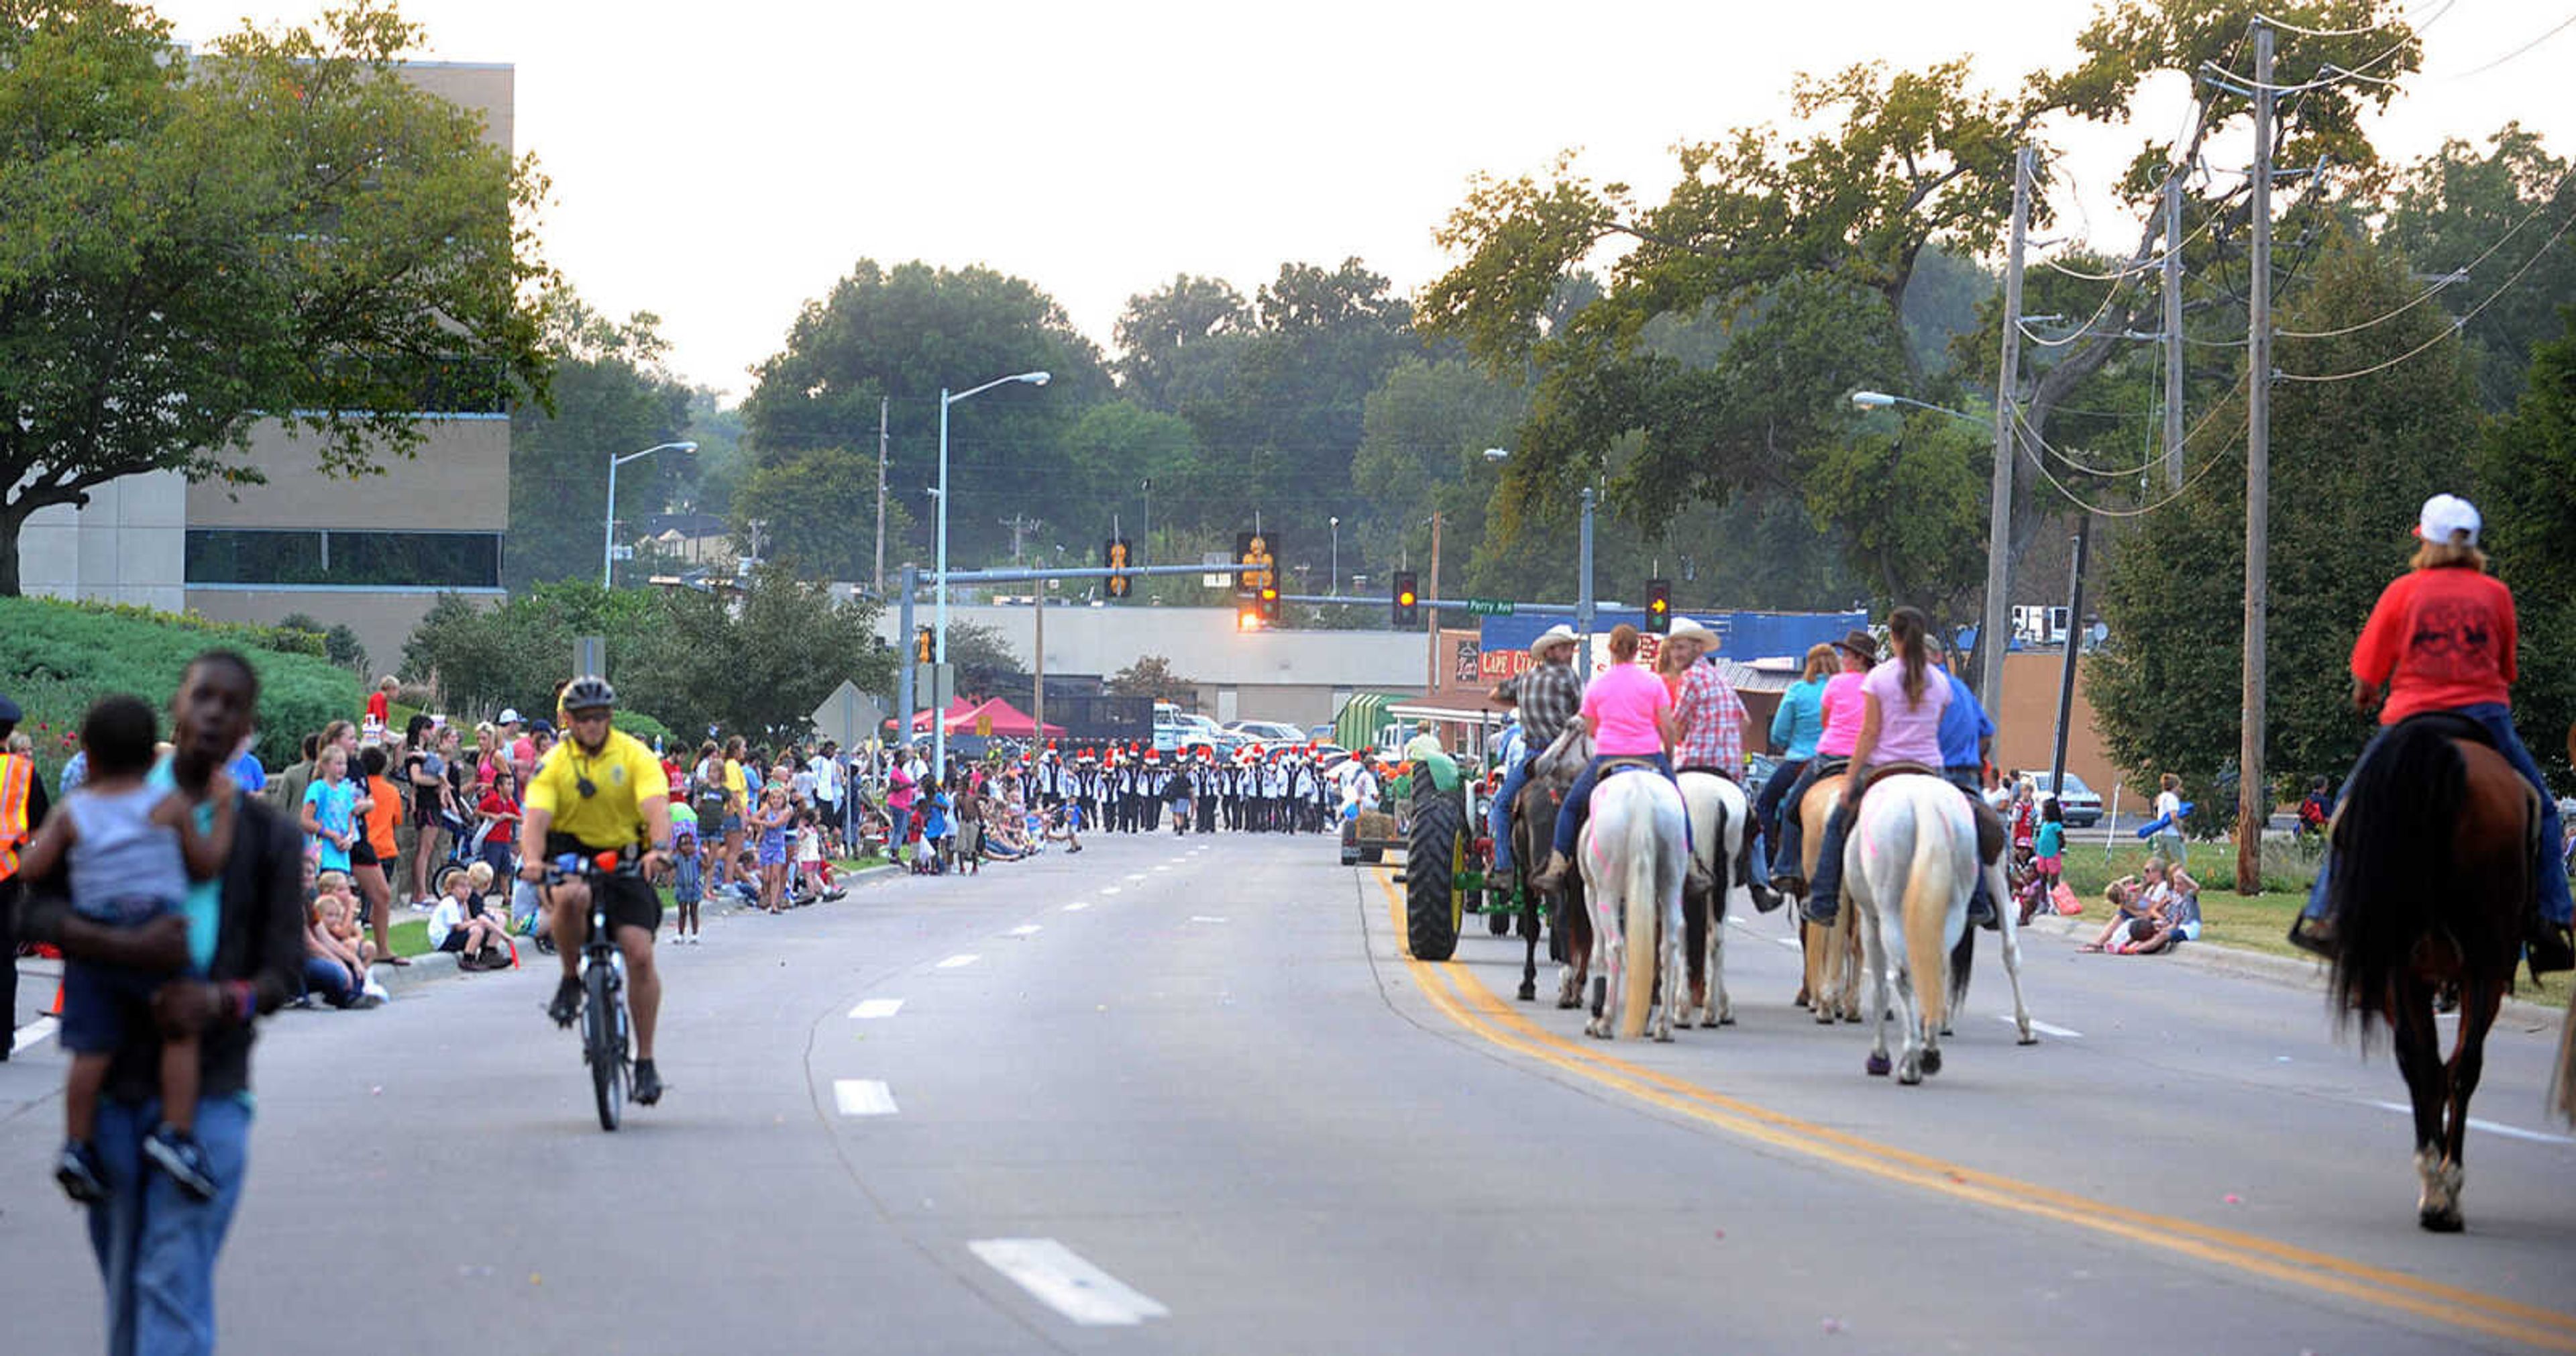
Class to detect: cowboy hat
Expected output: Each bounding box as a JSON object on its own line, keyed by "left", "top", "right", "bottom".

{"left": 1832, "top": 629, "right": 1878, "bottom": 664}
{"left": 1666, "top": 615, "right": 1719, "bottom": 645}
{"left": 1530, "top": 624, "right": 1579, "bottom": 656}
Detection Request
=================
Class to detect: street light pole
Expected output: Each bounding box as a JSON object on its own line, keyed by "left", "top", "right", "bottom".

{"left": 934, "top": 370, "right": 1050, "bottom": 781}
{"left": 1330, "top": 516, "right": 1340, "bottom": 596}
{"left": 603, "top": 441, "right": 697, "bottom": 588}
{"left": 1980, "top": 144, "right": 2033, "bottom": 707}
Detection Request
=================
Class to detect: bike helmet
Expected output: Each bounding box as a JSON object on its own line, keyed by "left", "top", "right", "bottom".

{"left": 561, "top": 674, "right": 616, "bottom": 711}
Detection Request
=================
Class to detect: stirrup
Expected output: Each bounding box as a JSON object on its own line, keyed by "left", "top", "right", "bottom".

{"left": 2527, "top": 920, "right": 2575, "bottom": 977}
{"left": 2287, "top": 913, "right": 2336, "bottom": 959}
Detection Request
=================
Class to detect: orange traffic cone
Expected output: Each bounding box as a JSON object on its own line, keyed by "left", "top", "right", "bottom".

{"left": 48, "top": 980, "right": 63, "bottom": 1015}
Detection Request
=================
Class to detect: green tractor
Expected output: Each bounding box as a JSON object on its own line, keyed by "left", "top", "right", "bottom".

{"left": 1396, "top": 749, "right": 1534, "bottom": 963}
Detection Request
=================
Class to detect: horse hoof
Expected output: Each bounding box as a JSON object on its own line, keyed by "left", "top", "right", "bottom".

{"left": 1718, "top": 1010, "right": 1736, "bottom": 1026}
{"left": 1517, "top": 982, "right": 1538, "bottom": 1002}
{"left": 1654, "top": 1027, "right": 1674, "bottom": 1043}
{"left": 1937, "top": 1023, "right": 1954, "bottom": 1037}
{"left": 1921, "top": 1047, "right": 1943, "bottom": 1076}
{"left": 1898, "top": 1063, "right": 1923, "bottom": 1086}
{"left": 1843, "top": 1010, "right": 1863, "bottom": 1024}
{"left": 2419, "top": 1206, "right": 2465, "bottom": 1233}
{"left": 1866, "top": 1052, "right": 1891, "bottom": 1077}
{"left": 2017, "top": 1030, "right": 2039, "bottom": 1046}
{"left": 1792, "top": 987, "right": 1810, "bottom": 1008}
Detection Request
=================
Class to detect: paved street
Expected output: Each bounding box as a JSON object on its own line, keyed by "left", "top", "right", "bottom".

{"left": 6, "top": 831, "right": 2576, "bottom": 1354}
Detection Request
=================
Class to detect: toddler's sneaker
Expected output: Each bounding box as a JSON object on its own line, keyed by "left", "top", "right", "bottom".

{"left": 56, "top": 1138, "right": 111, "bottom": 1204}
{"left": 142, "top": 1125, "right": 218, "bottom": 1202}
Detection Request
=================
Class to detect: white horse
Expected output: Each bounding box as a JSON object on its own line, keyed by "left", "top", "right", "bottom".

{"left": 1577, "top": 768, "right": 1691, "bottom": 1041}
{"left": 1844, "top": 774, "right": 2036, "bottom": 1084}
{"left": 1676, "top": 772, "right": 1752, "bottom": 1028}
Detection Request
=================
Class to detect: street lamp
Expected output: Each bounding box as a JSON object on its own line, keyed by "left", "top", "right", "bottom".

{"left": 1847, "top": 386, "right": 2022, "bottom": 716}
{"left": 936, "top": 370, "right": 1049, "bottom": 779}
{"left": 1329, "top": 516, "right": 1340, "bottom": 596}
{"left": 604, "top": 441, "right": 697, "bottom": 587}
{"left": 1850, "top": 390, "right": 1979, "bottom": 422}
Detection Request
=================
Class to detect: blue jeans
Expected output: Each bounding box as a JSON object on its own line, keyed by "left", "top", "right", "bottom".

{"left": 87, "top": 1094, "right": 252, "bottom": 1356}
{"left": 1754, "top": 757, "right": 1807, "bottom": 844}
{"left": 1549, "top": 752, "right": 1682, "bottom": 859}
{"left": 300, "top": 955, "right": 360, "bottom": 1007}
{"left": 2304, "top": 703, "right": 2571, "bottom": 926}
{"left": 888, "top": 804, "right": 912, "bottom": 857}
{"left": 1490, "top": 741, "right": 1532, "bottom": 874}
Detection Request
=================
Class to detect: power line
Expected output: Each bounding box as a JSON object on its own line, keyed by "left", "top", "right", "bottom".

{"left": 2445, "top": 10, "right": 2576, "bottom": 79}
{"left": 2276, "top": 162, "right": 2576, "bottom": 340}
{"left": 2276, "top": 195, "right": 2576, "bottom": 382}
{"left": 2255, "top": 1, "right": 2449, "bottom": 40}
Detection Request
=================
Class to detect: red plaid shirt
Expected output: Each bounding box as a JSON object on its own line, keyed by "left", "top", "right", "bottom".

{"left": 1672, "top": 661, "right": 1746, "bottom": 775}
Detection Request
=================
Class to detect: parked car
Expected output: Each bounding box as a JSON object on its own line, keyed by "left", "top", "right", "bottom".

{"left": 2021, "top": 770, "right": 2104, "bottom": 827}
{"left": 1226, "top": 719, "right": 1306, "bottom": 743}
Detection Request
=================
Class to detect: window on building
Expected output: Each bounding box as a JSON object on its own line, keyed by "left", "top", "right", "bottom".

{"left": 186, "top": 529, "right": 502, "bottom": 589}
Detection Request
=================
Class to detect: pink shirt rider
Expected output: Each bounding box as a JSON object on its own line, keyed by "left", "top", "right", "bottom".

{"left": 1582, "top": 662, "right": 1672, "bottom": 758}
{"left": 1815, "top": 671, "right": 1868, "bottom": 758}
{"left": 1859, "top": 657, "right": 1951, "bottom": 768}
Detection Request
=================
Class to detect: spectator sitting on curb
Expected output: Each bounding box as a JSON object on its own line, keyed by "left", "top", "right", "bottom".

{"left": 2123, "top": 864, "right": 2203, "bottom": 954}
{"left": 303, "top": 872, "right": 368, "bottom": 1008}
{"left": 427, "top": 861, "right": 511, "bottom": 970}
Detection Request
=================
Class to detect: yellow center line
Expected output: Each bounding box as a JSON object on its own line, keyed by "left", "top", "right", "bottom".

{"left": 1374, "top": 869, "right": 2576, "bottom": 1351}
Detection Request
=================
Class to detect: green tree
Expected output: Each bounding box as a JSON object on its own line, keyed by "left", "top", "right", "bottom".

{"left": 1106, "top": 655, "right": 1195, "bottom": 704}
{"left": 0, "top": 0, "right": 553, "bottom": 594}
{"left": 400, "top": 581, "right": 662, "bottom": 721}
{"left": 1113, "top": 274, "right": 1250, "bottom": 412}
{"left": 629, "top": 566, "right": 892, "bottom": 743}
{"left": 2476, "top": 308, "right": 2576, "bottom": 780}
{"left": 2381, "top": 125, "right": 2576, "bottom": 413}
{"left": 729, "top": 446, "right": 880, "bottom": 582}
{"left": 2089, "top": 233, "right": 2483, "bottom": 839}
{"left": 507, "top": 296, "right": 693, "bottom": 589}
{"left": 739, "top": 260, "right": 1110, "bottom": 564}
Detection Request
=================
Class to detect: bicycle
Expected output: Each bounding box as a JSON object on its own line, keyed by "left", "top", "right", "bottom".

{"left": 545, "top": 848, "right": 643, "bottom": 1131}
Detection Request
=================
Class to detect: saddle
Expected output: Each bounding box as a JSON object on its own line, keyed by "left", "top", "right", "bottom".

{"left": 2394, "top": 710, "right": 2495, "bottom": 750}
{"left": 1598, "top": 755, "right": 1665, "bottom": 779}
{"left": 1849, "top": 762, "right": 2006, "bottom": 864}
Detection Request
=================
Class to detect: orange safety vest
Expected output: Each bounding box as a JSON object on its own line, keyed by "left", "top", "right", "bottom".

{"left": 0, "top": 751, "right": 31, "bottom": 880}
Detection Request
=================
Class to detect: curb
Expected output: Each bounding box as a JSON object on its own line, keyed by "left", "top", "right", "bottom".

{"left": 2016, "top": 910, "right": 2565, "bottom": 1027}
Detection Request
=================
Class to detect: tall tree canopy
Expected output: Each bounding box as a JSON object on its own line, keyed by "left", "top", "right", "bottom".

{"left": 506, "top": 296, "right": 692, "bottom": 590}
{"left": 0, "top": 0, "right": 554, "bottom": 593}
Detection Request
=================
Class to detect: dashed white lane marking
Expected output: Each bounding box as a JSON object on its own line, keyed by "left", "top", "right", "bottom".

{"left": 2004, "top": 1015, "right": 2084, "bottom": 1040}
{"left": 1098, "top": 886, "right": 1121, "bottom": 895}
{"left": 1009, "top": 924, "right": 1043, "bottom": 937}
{"left": 1125, "top": 873, "right": 1148, "bottom": 882}
{"left": 1154, "top": 865, "right": 1173, "bottom": 872}
{"left": 1728, "top": 918, "right": 1803, "bottom": 949}
{"left": 11, "top": 1016, "right": 59, "bottom": 1056}
{"left": 936, "top": 953, "right": 981, "bottom": 970}
{"left": 833, "top": 1080, "right": 899, "bottom": 1116}
{"left": 847, "top": 998, "right": 904, "bottom": 1020}
{"left": 1063, "top": 900, "right": 1091, "bottom": 912}
{"left": 969, "top": 1238, "right": 1170, "bottom": 1326}
{"left": 1190, "top": 915, "right": 1228, "bottom": 925}
{"left": 2369, "top": 1100, "right": 2575, "bottom": 1145}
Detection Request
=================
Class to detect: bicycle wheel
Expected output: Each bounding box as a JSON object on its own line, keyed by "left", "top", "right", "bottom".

{"left": 586, "top": 961, "right": 624, "bottom": 1131}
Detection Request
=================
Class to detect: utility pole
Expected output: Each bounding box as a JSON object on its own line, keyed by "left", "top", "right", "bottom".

{"left": 2237, "top": 20, "right": 2276, "bottom": 896}
{"left": 2048, "top": 518, "right": 2092, "bottom": 800}
{"left": 896, "top": 564, "right": 916, "bottom": 755}
{"left": 2163, "top": 174, "right": 2187, "bottom": 491}
{"left": 1978, "top": 144, "right": 2033, "bottom": 707}
{"left": 1426, "top": 509, "right": 1443, "bottom": 693}
{"left": 872, "top": 397, "right": 890, "bottom": 594}
{"left": 1576, "top": 486, "right": 1596, "bottom": 682}
{"left": 999, "top": 513, "right": 1042, "bottom": 565}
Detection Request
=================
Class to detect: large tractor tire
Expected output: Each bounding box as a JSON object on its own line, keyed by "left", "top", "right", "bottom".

{"left": 1407, "top": 790, "right": 1464, "bottom": 962}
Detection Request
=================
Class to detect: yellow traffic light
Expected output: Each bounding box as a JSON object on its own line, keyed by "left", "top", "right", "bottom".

{"left": 1236, "top": 606, "right": 1264, "bottom": 632}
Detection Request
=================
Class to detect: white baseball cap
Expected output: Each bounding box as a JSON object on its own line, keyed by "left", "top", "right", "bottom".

{"left": 2416, "top": 493, "right": 2480, "bottom": 546}
{"left": 497, "top": 708, "right": 522, "bottom": 725}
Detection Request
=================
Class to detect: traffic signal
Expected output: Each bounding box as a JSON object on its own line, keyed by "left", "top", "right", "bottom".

{"left": 1260, "top": 583, "right": 1282, "bottom": 625}
{"left": 1104, "top": 537, "right": 1132, "bottom": 598}
{"left": 914, "top": 626, "right": 934, "bottom": 664}
{"left": 1236, "top": 603, "right": 1264, "bottom": 632}
{"left": 1393, "top": 570, "right": 1419, "bottom": 627}
{"left": 1644, "top": 578, "right": 1672, "bottom": 634}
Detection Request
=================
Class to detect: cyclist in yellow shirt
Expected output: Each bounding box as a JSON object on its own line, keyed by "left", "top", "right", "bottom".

{"left": 517, "top": 676, "right": 676, "bottom": 1106}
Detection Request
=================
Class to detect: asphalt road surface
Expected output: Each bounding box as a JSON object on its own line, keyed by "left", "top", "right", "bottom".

{"left": 5, "top": 832, "right": 2575, "bottom": 1354}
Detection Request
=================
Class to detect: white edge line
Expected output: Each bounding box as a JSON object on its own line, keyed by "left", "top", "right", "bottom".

{"left": 936, "top": 953, "right": 981, "bottom": 969}
{"left": 2005, "top": 1015, "right": 2084, "bottom": 1039}
{"left": 969, "top": 1238, "right": 1170, "bottom": 1326}
{"left": 1009, "top": 924, "right": 1044, "bottom": 936}
{"left": 11, "top": 1016, "right": 60, "bottom": 1055}
{"left": 2369, "top": 1100, "right": 2574, "bottom": 1145}
{"left": 833, "top": 1079, "right": 899, "bottom": 1116}
{"left": 847, "top": 998, "right": 904, "bottom": 1019}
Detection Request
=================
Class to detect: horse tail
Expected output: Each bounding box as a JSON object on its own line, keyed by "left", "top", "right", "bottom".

{"left": 2326, "top": 721, "right": 2465, "bottom": 1036}
{"left": 1900, "top": 788, "right": 1954, "bottom": 1037}
{"left": 1619, "top": 784, "right": 1662, "bottom": 1038}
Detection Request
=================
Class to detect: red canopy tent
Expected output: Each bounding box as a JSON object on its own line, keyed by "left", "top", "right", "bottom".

{"left": 906, "top": 696, "right": 983, "bottom": 733}
{"left": 966, "top": 697, "right": 1063, "bottom": 738}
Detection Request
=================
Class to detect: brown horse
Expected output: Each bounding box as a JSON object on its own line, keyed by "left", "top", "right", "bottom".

{"left": 2324, "top": 715, "right": 2530, "bottom": 1231}
{"left": 1515, "top": 725, "right": 1593, "bottom": 1008}
{"left": 1790, "top": 772, "right": 1863, "bottom": 1024}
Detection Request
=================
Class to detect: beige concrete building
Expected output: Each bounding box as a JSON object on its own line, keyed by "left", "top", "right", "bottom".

{"left": 16, "top": 62, "right": 517, "bottom": 670}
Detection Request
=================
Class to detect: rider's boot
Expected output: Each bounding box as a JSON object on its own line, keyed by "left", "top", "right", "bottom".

{"left": 1529, "top": 849, "right": 1570, "bottom": 893}
{"left": 546, "top": 974, "right": 582, "bottom": 1029}
{"left": 2527, "top": 915, "right": 2575, "bottom": 976}
{"left": 632, "top": 1059, "right": 665, "bottom": 1106}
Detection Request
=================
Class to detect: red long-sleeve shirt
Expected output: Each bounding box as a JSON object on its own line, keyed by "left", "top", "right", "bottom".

{"left": 2349, "top": 567, "right": 2516, "bottom": 725}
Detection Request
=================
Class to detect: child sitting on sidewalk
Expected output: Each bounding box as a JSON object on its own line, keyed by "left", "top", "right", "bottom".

{"left": 19, "top": 695, "right": 236, "bottom": 1204}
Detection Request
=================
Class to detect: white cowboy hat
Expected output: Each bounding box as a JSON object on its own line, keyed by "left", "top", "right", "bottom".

{"left": 1530, "top": 624, "right": 1579, "bottom": 656}
{"left": 1666, "top": 616, "right": 1719, "bottom": 645}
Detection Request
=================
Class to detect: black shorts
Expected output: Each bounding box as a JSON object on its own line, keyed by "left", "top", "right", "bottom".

{"left": 544, "top": 832, "right": 662, "bottom": 935}
{"left": 350, "top": 836, "right": 380, "bottom": 868}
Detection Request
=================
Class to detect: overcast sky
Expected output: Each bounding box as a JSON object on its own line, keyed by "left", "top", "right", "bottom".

{"left": 145, "top": 1, "right": 2576, "bottom": 399}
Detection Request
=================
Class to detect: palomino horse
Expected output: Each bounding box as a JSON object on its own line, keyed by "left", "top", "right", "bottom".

{"left": 1792, "top": 772, "right": 1865, "bottom": 1024}
{"left": 2327, "top": 715, "right": 2531, "bottom": 1231}
{"left": 1677, "top": 771, "right": 1754, "bottom": 1027}
{"left": 1517, "top": 725, "right": 1593, "bottom": 1008}
{"left": 1576, "top": 768, "right": 1691, "bottom": 1041}
{"left": 1843, "top": 774, "right": 2023, "bottom": 1082}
